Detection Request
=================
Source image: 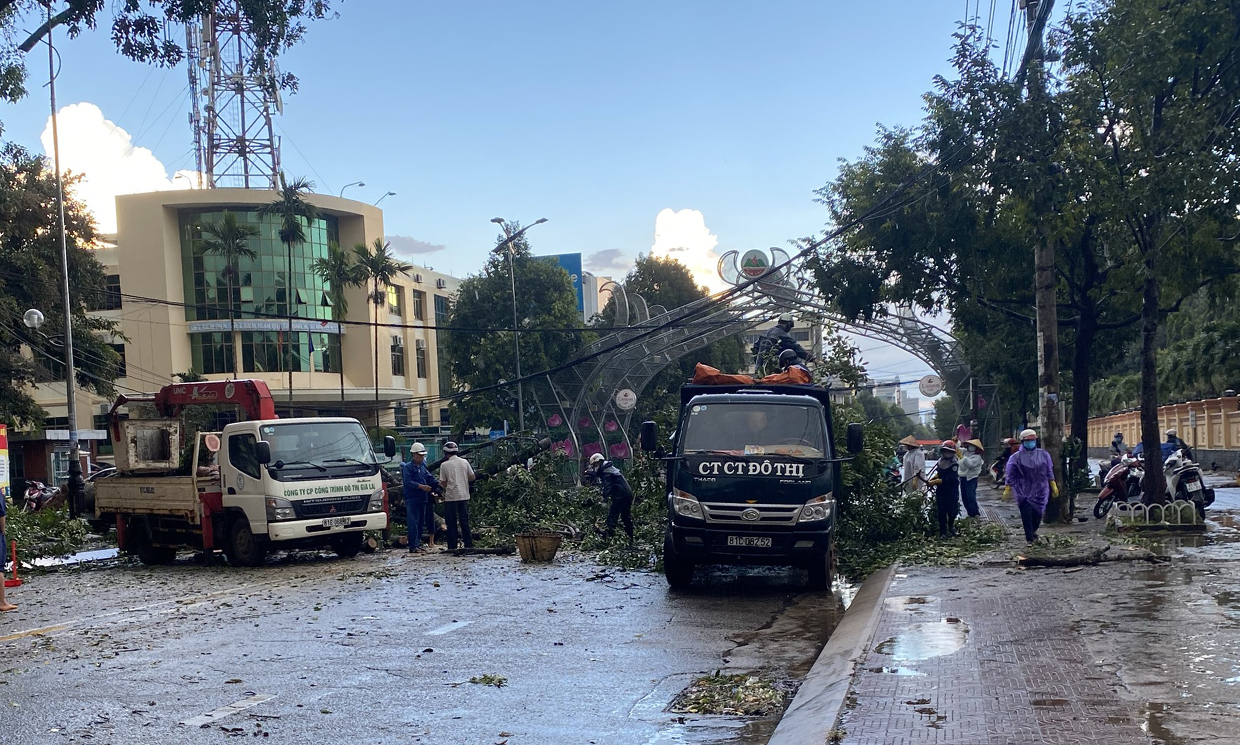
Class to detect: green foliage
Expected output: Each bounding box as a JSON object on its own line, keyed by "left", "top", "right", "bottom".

{"left": 670, "top": 673, "right": 786, "bottom": 716}
{"left": 4, "top": 507, "right": 89, "bottom": 566}
{"left": 444, "top": 224, "right": 586, "bottom": 432}
{"left": 0, "top": 143, "right": 120, "bottom": 428}
{"left": 932, "top": 398, "right": 957, "bottom": 440}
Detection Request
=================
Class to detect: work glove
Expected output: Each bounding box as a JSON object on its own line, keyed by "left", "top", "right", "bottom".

{"left": 1002, "top": 486, "right": 1012, "bottom": 501}
{"left": 1050, "top": 480, "right": 1060, "bottom": 498}
{"left": 929, "top": 478, "right": 942, "bottom": 486}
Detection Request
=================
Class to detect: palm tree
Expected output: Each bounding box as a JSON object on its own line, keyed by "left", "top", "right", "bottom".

{"left": 199, "top": 211, "right": 260, "bottom": 377}
{"left": 259, "top": 173, "right": 319, "bottom": 405}
{"left": 311, "top": 241, "right": 364, "bottom": 402}
{"left": 354, "top": 238, "right": 412, "bottom": 428}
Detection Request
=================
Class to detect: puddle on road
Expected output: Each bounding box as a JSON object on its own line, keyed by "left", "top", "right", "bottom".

{"left": 867, "top": 665, "right": 926, "bottom": 676}
{"left": 31, "top": 547, "right": 119, "bottom": 567}
{"left": 1143, "top": 701, "right": 1189, "bottom": 745}
{"left": 873, "top": 619, "right": 969, "bottom": 662}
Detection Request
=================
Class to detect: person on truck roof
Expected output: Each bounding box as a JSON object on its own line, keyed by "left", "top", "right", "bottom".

{"left": 584, "top": 453, "right": 635, "bottom": 543}
{"left": 754, "top": 313, "right": 814, "bottom": 368}
{"left": 778, "top": 349, "right": 810, "bottom": 375}
{"left": 401, "top": 443, "right": 439, "bottom": 554}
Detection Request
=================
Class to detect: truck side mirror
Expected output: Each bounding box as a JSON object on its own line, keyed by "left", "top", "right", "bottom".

{"left": 640, "top": 421, "right": 658, "bottom": 453}
{"left": 383, "top": 435, "right": 397, "bottom": 459}
{"left": 255, "top": 440, "right": 272, "bottom": 465}
{"left": 846, "top": 423, "right": 864, "bottom": 454}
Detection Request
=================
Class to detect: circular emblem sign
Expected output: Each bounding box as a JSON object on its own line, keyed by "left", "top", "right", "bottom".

{"left": 918, "top": 374, "right": 944, "bottom": 398}
{"left": 741, "top": 508, "right": 760, "bottom": 521}
{"left": 224, "top": 382, "right": 235, "bottom": 398}
{"left": 739, "top": 249, "right": 770, "bottom": 279}
{"left": 615, "top": 389, "right": 638, "bottom": 411}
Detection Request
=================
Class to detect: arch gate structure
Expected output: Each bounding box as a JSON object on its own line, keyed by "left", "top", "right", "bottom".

{"left": 528, "top": 248, "right": 978, "bottom": 476}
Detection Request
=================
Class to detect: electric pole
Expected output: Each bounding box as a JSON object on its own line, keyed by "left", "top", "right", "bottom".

{"left": 1018, "top": 0, "right": 1068, "bottom": 521}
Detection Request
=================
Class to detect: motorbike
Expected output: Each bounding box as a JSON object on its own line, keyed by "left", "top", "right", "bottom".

{"left": 1093, "top": 455, "right": 1144, "bottom": 518}
{"left": 22, "top": 480, "right": 61, "bottom": 512}
{"left": 1164, "top": 449, "right": 1214, "bottom": 518}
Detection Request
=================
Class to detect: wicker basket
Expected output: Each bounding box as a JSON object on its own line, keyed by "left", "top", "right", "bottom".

{"left": 515, "top": 530, "right": 563, "bottom": 562}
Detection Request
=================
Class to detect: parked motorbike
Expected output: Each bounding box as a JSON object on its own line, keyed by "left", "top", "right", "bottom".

{"left": 22, "top": 480, "right": 61, "bottom": 512}
{"left": 1164, "top": 449, "right": 1214, "bottom": 519}
{"left": 989, "top": 455, "right": 1009, "bottom": 485}
{"left": 1093, "top": 455, "right": 1144, "bottom": 518}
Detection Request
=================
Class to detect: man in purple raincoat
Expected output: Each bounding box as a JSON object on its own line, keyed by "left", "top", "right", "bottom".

{"left": 1004, "top": 428, "right": 1058, "bottom": 545}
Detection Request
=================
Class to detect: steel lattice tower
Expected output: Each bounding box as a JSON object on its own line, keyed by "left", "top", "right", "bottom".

{"left": 186, "top": 3, "right": 282, "bottom": 189}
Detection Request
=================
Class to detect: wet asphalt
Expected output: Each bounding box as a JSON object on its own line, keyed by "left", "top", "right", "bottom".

{"left": 0, "top": 548, "right": 847, "bottom": 745}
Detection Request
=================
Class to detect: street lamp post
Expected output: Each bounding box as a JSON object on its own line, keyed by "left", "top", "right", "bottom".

{"left": 490, "top": 217, "right": 548, "bottom": 433}
{"left": 374, "top": 191, "right": 396, "bottom": 206}
{"left": 43, "top": 16, "right": 83, "bottom": 519}
{"left": 339, "top": 181, "right": 365, "bottom": 198}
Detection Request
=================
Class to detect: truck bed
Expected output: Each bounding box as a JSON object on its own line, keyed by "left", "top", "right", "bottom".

{"left": 94, "top": 476, "right": 215, "bottom": 521}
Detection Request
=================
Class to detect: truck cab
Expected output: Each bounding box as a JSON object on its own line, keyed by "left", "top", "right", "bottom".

{"left": 644, "top": 384, "right": 861, "bottom": 590}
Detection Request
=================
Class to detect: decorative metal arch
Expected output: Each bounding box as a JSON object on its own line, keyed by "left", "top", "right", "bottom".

{"left": 532, "top": 249, "right": 972, "bottom": 475}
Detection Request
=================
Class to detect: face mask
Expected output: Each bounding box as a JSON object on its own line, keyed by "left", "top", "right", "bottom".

{"left": 1022, "top": 440, "right": 1037, "bottom": 450}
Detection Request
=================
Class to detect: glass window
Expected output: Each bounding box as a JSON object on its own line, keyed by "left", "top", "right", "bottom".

{"left": 792, "top": 330, "right": 812, "bottom": 342}
{"left": 311, "top": 333, "right": 340, "bottom": 374}
{"left": 436, "top": 336, "right": 451, "bottom": 397}
{"left": 179, "top": 209, "right": 338, "bottom": 323}
{"left": 391, "top": 335, "right": 405, "bottom": 376}
{"left": 415, "top": 339, "right": 427, "bottom": 378}
{"left": 228, "top": 433, "right": 262, "bottom": 479}
{"left": 419, "top": 404, "right": 430, "bottom": 427}
{"left": 259, "top": 420, "right": 378, "bottom": 482}
{"left": 191, "top": 332, "right": 235, "bottom": 375}
{"left": 51, "top": 449, "right": 72, "bottom": 486}
{"left": 242, "top": 331, "right": 302, "bottom": 373}
{"left": 109, "top": 343, "right": 127, "bottom": 378}
{"left": 434, "top": 294, "right": 449, "bottom": 324}
{"left": 411, "top": 290, "right": 425, "bottom": 321}
{"left": 439, "top": 408, "right": 450, "bottom": 426}
{"left": 387, "top": 285, "right": 404, "bottom": 317}
{"left": 89, "top": 274, "right": 122, "bottom": 311}
{"left": 394, "top": 406, "right": 409, "bottom": 428}
{"left": 679, "top": 403, "right": 827, "bottom": 458}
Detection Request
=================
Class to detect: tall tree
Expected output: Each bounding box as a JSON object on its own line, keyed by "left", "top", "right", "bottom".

{"left": 443, "top": 227, "right": 584, "bottom": 433}
{"left": 1057, "top": 0, "right": 1240, "bottom": 499}
{"left": 0, "top": 143, "right": 120, "bottom": 426}
{"left": 198, "top": 210, "right": 259, "bottom": 377}
{"left": 353, "top": 238, "right": 411, "bottom": 427}
{"left": 259, "top": 173, "right": 318, "bottom": 403}
{"left": 311, "top": 241, "right": 364, "bottom": 402}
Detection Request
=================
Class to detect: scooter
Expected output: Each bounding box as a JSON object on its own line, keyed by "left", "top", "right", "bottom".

{"left": 1093, "top": 454, "right": 1144, "bottom": 518}
{"left": 1164, "top": 449, "right": 1214, "bottom": 518}
{"left": 22, "top": 480, "right": 60, "bottom": 512}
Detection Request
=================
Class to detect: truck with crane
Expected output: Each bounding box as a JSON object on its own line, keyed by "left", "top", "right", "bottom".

{"left": 92, "top": 379, "right": 396, "bottom": 566}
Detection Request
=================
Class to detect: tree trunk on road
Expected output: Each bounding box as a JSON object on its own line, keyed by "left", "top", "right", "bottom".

{"left": 1036, "top": 231, "right": 1067, "bottom": 523}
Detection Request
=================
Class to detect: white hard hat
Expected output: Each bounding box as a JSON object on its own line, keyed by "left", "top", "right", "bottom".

{"left": 588, "top": 453, "right": 605, "bottom": 465}
{"left": 1165, "top": 429, "right": 1177, "bottom": 437}
{"left": 778, "top": 313, "right": 793, "bottom": 323}
{"left": 409, "top": 442, "right": 426, "bottom": 454}
{"left": 443, "top": 441, "right": 460, "bottom": 453}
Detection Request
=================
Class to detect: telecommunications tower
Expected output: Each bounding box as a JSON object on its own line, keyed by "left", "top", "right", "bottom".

{"left": 186, "top": 2, "right": 282, "bottom": 189}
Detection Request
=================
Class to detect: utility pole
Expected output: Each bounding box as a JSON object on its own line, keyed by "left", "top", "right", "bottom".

{"left": 1019, "top": 0, "right": 1068, "bottom": 521}
{"left": 489, "top": 218, "right": 548, "bottom": 433}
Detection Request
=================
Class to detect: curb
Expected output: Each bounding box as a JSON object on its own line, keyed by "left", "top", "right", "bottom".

{"left": 766, "top": 564, "right": 896, "bottom": 745}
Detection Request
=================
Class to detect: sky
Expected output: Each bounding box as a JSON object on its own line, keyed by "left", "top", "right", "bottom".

{"left": 0, "top": 1, "right": 1025, "bottom": 407}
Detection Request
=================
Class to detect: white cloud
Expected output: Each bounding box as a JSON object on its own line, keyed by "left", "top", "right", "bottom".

{"left": 584, "top": 248, "right": 633, "bottom": 273}
{"left": 40, "top": 102, "right": 197, "bottom": 234}
{"left": 650, "top": 208, "right": 726, "bottom": 293}
{"left": 386, "top": 235, "right": 446, "bottom": 256}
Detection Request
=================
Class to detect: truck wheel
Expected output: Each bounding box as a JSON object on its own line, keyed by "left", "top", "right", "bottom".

{"left": 662, "top": 532, "right": 694, "bottom": 590}
{"left": 331, "top": 532, "right": 364, "bottom": 558}
{"left": 224, "top": 516, "right": 267, "bottom": 567}
{"left": 133, "top": 532, "right": 178, "bottom": 566}
{"left": 808, "top": 544, "right": 834, "bottom": 591}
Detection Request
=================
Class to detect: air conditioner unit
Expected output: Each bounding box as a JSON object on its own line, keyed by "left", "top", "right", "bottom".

{"left": 413, "top": 274, "right": 423, "bottom": 284}
{"left": 435, "top": 278, "right": 447, "bottom": 289}
{"left": 415, "top": 339, "right": 426, "bottom": 350}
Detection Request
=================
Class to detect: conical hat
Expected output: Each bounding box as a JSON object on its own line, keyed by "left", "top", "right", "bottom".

{"left": 898, "top": 435, "right": 920, "bottom": 447}
{"left": 965, "top": 438, "right": 985, "bottom": 452}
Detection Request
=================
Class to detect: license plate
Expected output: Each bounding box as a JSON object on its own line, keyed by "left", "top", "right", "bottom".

{"left": 727, "top": 536, "right": 772, "bottom": 548}
{"left": 1186, "top": 481, "right": 1202, "bottom": 492}
{"left": 322, "top": 516, "right": 350, "bottom": 528}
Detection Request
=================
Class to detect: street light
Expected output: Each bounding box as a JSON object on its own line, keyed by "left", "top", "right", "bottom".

{"left": 374, "top": 191, "right": 396, "bottom": 206}
{"left": 339, "top": 181, "right": 365, "bottom": 198}
{"left": 489, "top": 217, "right": 549, "bottom": 433}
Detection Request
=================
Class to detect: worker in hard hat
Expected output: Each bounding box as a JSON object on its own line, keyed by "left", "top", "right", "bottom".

{"left": 583, "top": 452, "right": 634, "bottom": 542}
{"left": 401, "top": 442, "right": 440, "bottom": 553}
{"left": 753, "top": 313, "right": 814, "bottom": 373}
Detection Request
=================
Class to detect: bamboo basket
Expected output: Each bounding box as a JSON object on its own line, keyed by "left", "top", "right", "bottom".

{"left": 515, "top": 530, "right": 563, "bottom": 562}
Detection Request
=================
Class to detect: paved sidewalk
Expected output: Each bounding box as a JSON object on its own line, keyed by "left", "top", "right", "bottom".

{"left": 837, "top": 486, "right": 1152, "bottom": 745}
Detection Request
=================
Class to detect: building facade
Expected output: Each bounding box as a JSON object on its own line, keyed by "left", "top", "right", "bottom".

{"left": 21, "top": 189, "right": 459, "bottom": 486}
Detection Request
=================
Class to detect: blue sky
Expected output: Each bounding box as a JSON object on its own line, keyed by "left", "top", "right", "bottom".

{"left": 0, "top": 1, "right": 1023, "bottom": 392}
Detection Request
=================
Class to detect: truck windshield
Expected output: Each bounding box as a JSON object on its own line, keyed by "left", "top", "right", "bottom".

{"left": 679, "top": 403, "right": 827, "bottom": 457}
{"left": 260, "top": 422, "right": 378, "bottom": 474}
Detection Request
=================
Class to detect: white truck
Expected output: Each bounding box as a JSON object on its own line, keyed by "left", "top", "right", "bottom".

{"left": 92, "top": 380, "right": 396, "bottom": 566}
